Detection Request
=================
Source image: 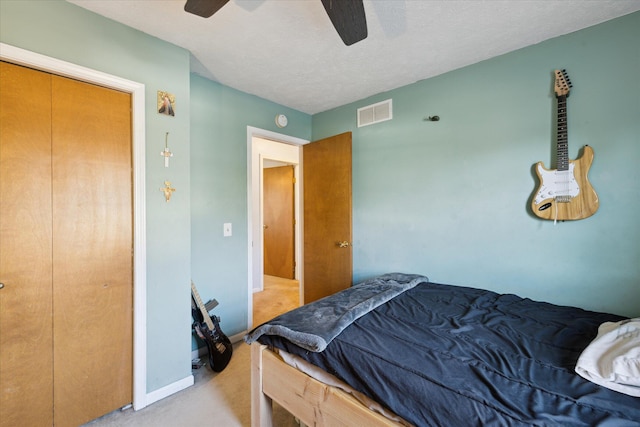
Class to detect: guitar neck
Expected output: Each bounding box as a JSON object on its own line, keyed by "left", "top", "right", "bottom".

{"left": 556, "top": 95, "right": 569, "bottom": 171}
{"left": 191, "top": 281, "right": 214, "bottom": 331}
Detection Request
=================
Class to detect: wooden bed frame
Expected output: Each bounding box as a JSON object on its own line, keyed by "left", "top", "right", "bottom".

{"left": 251, "top": 343, "right": 404, "bottom": 427}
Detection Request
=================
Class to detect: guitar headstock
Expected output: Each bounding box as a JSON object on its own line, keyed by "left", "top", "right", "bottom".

{"left": 554, "top": 69, "right": 572, "bottom": 98}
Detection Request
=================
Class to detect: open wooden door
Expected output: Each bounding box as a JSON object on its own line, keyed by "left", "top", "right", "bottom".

{"left": 303, "top": 132, "right": 352, "bottom": 303}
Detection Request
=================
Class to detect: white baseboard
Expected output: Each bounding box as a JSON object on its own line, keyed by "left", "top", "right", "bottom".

{"left": 229, "top": 330, "right": 248, "bottom": 344}
{"left": 145, "top": 375, "right": 194, "bottom": 407}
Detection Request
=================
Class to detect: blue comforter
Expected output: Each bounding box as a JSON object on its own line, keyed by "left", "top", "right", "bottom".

{"left": 245, "top": 272, "right": 427, "bottom": 351}
{"left": 253, "top": 277, "right": 639, "bottom": 426}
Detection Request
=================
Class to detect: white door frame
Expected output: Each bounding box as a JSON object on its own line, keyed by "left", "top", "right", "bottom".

{"left": 246, "top": 126, "right": 307, "bottom": 327}
{"left": 0, "top": 43, "right": 148, "bottom": 410}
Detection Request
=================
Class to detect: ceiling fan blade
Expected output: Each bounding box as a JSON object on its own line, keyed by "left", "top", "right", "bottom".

{"left": 320, "top": 0, "right": 368, "bottom": 46}
{"left": 184, "top": 0, "right": 230, "bottom": 18}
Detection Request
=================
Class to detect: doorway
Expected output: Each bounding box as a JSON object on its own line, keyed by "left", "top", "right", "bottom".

{"left": 247, "top": 128, "right": 307, "bottom": 328}
{"left": 247, "top": 129, "right": 354, "bottom": 327}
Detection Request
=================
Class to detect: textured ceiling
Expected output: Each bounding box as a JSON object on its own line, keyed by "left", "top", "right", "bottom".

{"left": 67, "top": 0, "right": 640, "bottom": 114}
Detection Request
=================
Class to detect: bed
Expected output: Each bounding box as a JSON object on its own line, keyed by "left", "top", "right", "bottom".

{"left": 245, "top": 273, "right": 640, "bottom": 426}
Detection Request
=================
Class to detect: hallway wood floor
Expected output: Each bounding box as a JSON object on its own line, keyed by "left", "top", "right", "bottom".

{"left": 252, "top": 275, "right": 300, "bottom": 327}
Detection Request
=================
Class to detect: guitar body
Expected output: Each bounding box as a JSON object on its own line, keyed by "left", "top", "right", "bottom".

{"left": 531, "top": 145, "right": 599, "bottom": 220}
{"left": 192, "top": 309, "right": 233, "bottom": 372}
{"left": 190, "top": 281, "right": 232, "bottom": 372}
{"left": 531, "top": 69, "right": 599, "bottom": 221}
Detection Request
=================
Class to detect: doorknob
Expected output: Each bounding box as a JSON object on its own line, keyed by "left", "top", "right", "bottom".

{"left": 0, "top": 282, "right": 4, "bottom": 290}
{"left": 337, "top": 241, "right": 350, "bottom": 248}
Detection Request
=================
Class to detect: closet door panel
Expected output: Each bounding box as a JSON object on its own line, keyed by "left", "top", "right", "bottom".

{"left": 0, "top": 62, "right": 54, "bottom": 427}
{"left": 51, "top": 75, "right": 133, "bottom": 426}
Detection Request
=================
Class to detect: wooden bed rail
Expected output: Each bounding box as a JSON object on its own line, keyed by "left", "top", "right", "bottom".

{"left": 250, "top": 343, "right": 404, "bottom": 427}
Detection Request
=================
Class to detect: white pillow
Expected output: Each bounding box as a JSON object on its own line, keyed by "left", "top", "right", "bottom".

{"left": 575, "top": 318, "right": 640, "bottom": 397}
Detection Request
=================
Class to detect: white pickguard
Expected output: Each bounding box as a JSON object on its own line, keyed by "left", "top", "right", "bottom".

{"left": 534, "top": 163, "right": 580, "bottom": 204}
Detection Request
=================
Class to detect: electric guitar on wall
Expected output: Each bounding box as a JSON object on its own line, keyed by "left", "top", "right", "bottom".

{"left": 531, "top": 69, "right": 599, "bottom": 221}
{"left": 191, "top": 281, "right": 233, "bottom": 372}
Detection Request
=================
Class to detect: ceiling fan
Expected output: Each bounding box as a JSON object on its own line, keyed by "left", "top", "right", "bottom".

{"left": 184, "top": 0, "right": 368, "bottom": 46}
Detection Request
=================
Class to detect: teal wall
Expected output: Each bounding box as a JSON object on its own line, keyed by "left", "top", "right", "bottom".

{"left": 189, "top": 75, "right": 310, "bottom": 345}
{"left": 313, "top": 12, "right": 640, "bottom": 317}
{"left": 1, "top": 0, "right": 193, "bottom": 392}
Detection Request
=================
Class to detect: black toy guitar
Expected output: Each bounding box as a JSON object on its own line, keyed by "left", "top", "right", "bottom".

{"left": 191, "top": 281, "right": 233, "bottom": 372}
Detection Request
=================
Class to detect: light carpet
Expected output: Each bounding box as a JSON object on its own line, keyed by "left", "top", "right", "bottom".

{"left": 84, "top": 342, "right": 297, "bottom": 427}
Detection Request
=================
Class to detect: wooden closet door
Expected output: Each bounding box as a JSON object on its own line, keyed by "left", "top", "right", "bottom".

{"left": 51, "top": 76, "right": 133, "bottom": 426}
{"left": 0, "top": 62, "right": 54, "bottom": 427}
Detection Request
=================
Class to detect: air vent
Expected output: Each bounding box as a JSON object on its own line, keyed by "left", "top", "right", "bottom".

{"left": 357, "top": 99, "right": 392, "bottom": 127}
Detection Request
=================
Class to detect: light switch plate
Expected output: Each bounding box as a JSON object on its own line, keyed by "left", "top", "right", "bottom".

{"left": 223, "top": 223, "right": 232, "bottom": 237}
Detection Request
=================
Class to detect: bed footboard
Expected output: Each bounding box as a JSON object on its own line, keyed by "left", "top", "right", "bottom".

{"left": 250, "top": 342, "right": 403, "bottom": 427}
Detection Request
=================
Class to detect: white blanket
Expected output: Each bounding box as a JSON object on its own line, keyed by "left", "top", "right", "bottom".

{"left": 575, "top": 318, "right": 640, "bottom": 397}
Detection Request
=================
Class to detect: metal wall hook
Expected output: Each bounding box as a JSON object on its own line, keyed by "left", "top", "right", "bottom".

{"left": 424, "top": 115, "right": 440, "bottom": 122}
